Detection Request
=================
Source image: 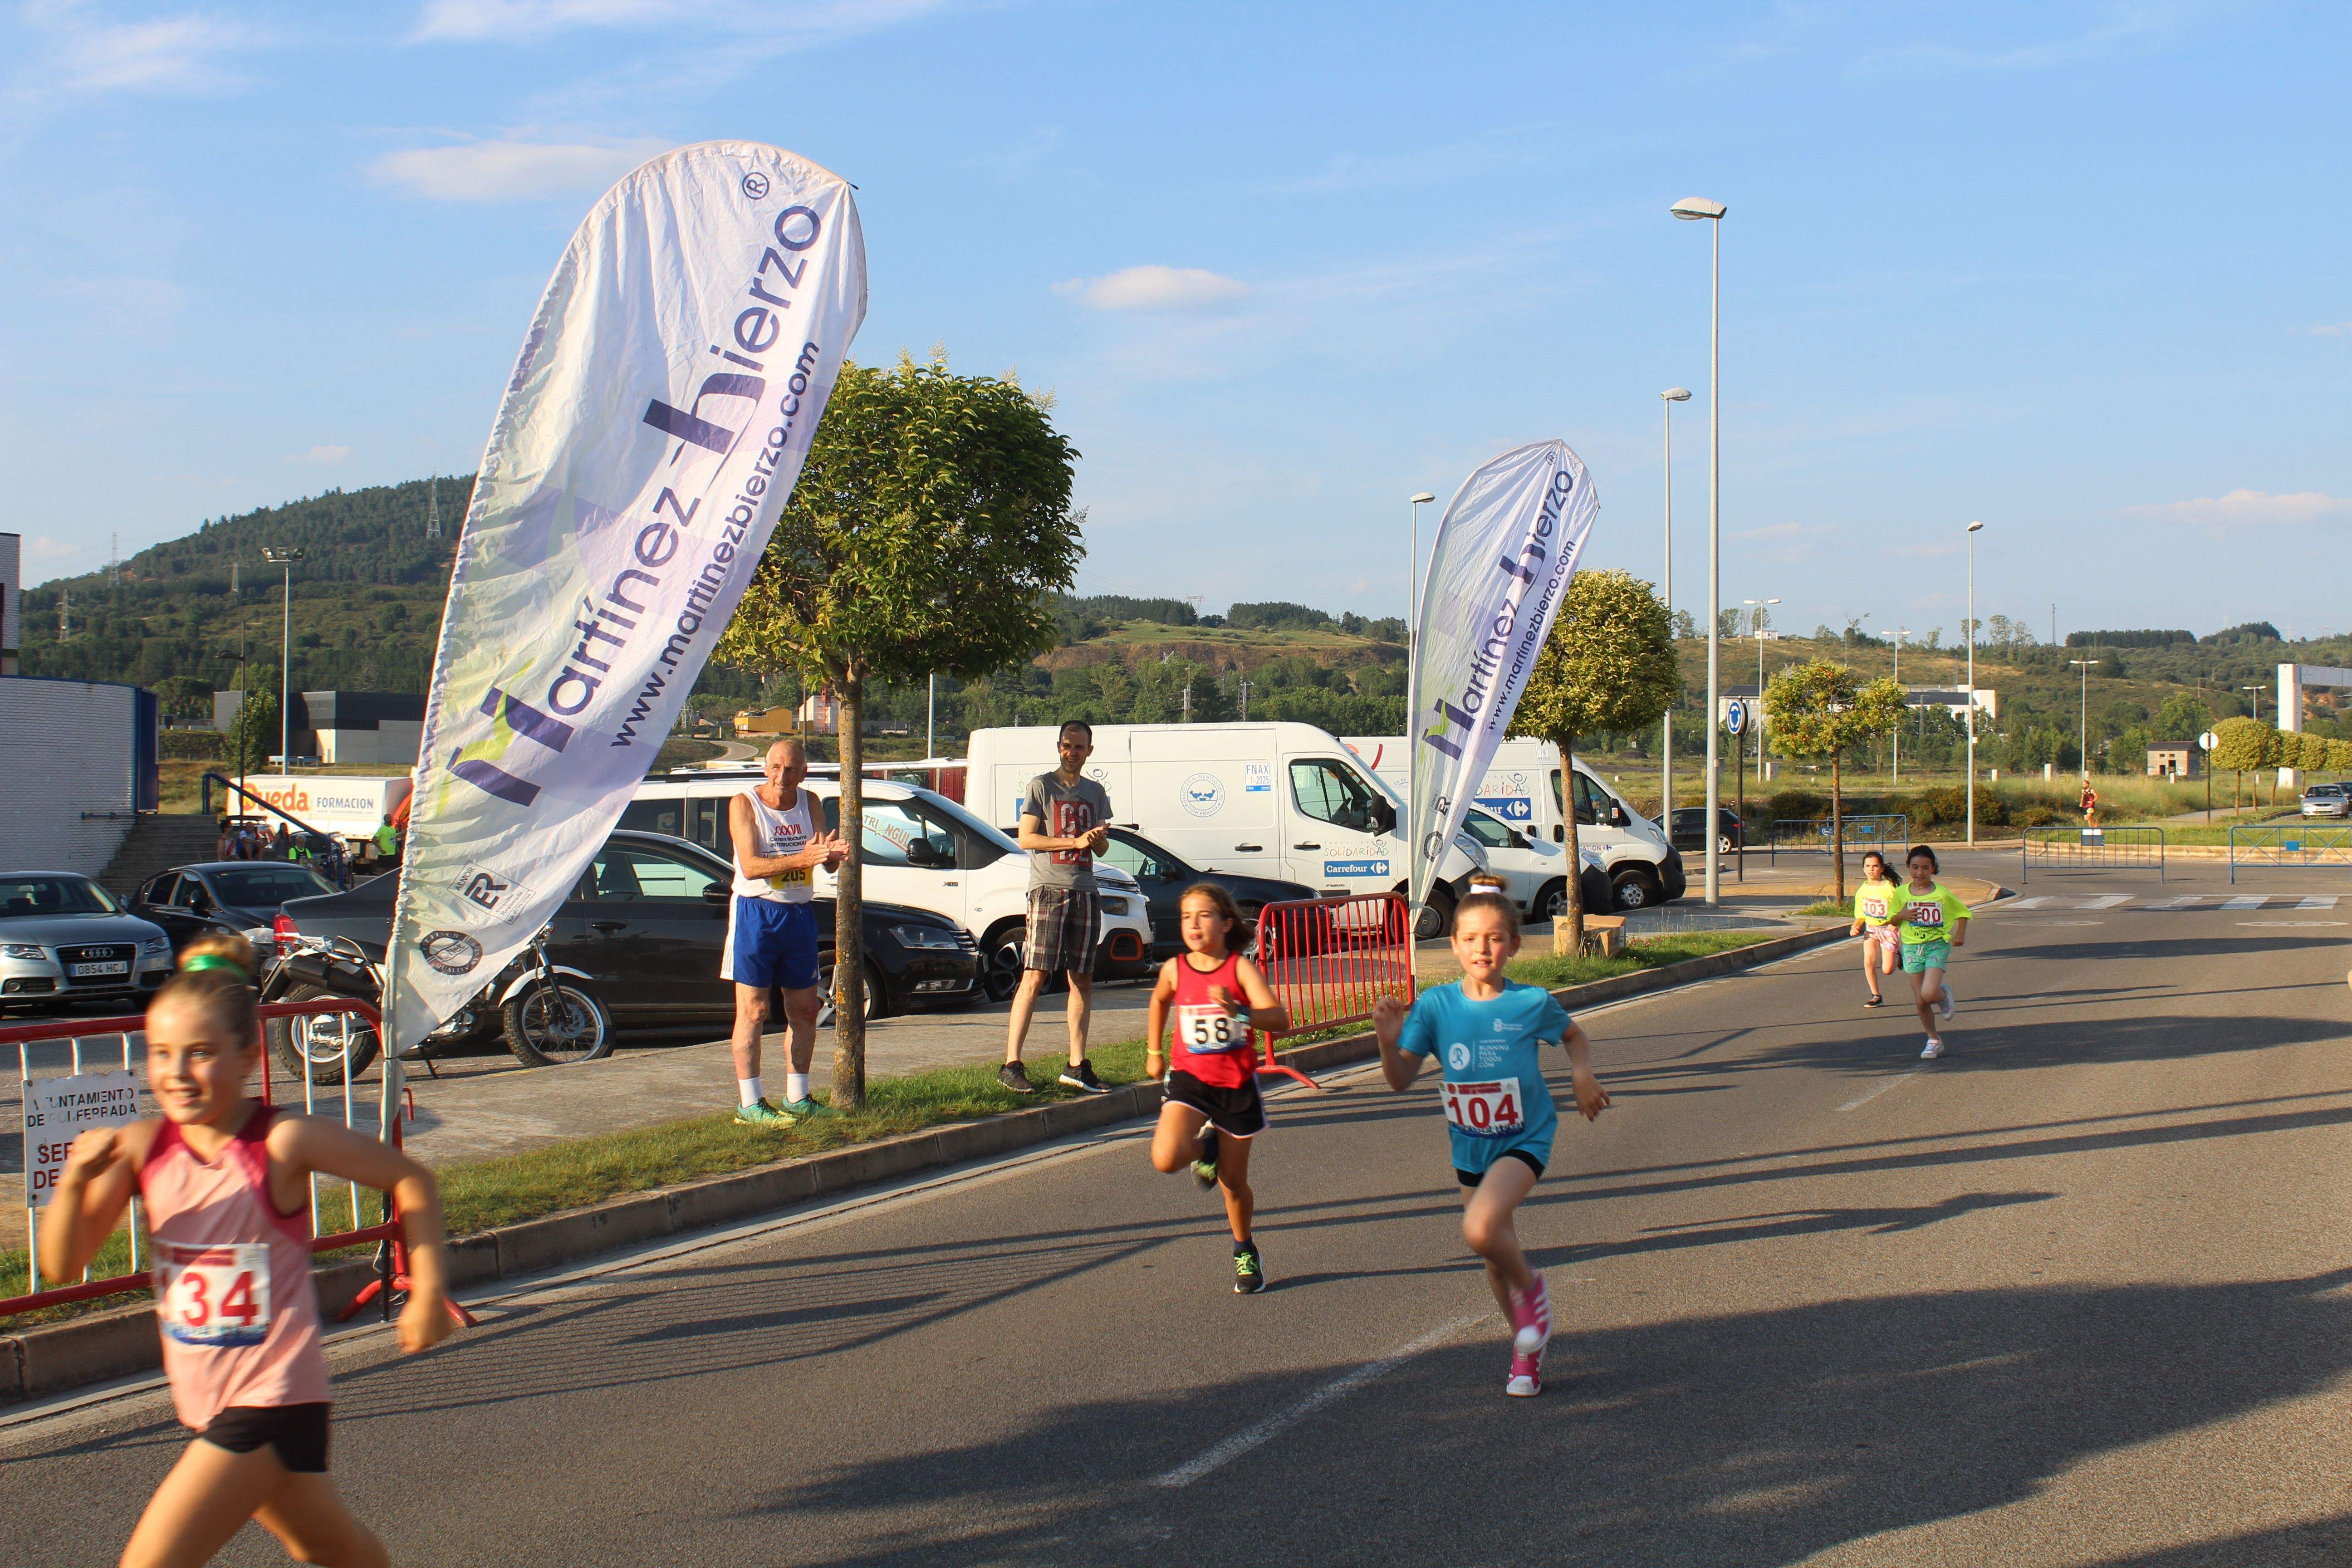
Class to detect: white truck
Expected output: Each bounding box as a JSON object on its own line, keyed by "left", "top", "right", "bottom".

{"left": 235, "top": 774, "right": 413, "bottom": 862}
{"left": 1339, "top": 738, "right": 1685, "bottom": 911}
{"left": 964, "top": 722, "right": 1492, "bottom": 938}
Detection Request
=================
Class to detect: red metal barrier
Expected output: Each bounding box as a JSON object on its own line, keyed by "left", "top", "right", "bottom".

{"left": 1251, "top": 893, "right": 1416, "bottom": 1090}
{"left": 0, "top": 998, "right": 457, "bottom": 1326}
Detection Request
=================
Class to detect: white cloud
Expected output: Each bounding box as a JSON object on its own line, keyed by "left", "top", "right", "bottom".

{"left": 1054, "top": 265, "right": 1252, "bottom": 313}
{"left": 368, "top": 137, "right": 670, "bottom": 200}
{"left": 2305, "top": 321, "right": 2352, "bottom": 337}
{"left": 2125, "top": 489, "right": 2352, "bottom": 532}
{"left": 281, "top": 445, "right": 353, "bottom": 465}
{"left": 8, "top": 1, "right": 270, "bottom": 109}
{"left": 412, "top": 0, "right": 947, "bottom": 44}
{"left": 25, "top": 535, "right": 84, "bottom": 564}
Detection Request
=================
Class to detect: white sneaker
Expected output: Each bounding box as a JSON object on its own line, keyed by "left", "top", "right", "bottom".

{"left": 1938, "top": 990, "right": 1956, "bottom": 1019}
{"left": 1921, "top": 1038, "right": 1944, "bottom": 1060}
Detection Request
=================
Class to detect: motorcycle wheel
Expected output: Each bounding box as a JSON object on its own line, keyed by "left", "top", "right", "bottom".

{"left": 266, "top": 982, "right": 383, "bottom": 1087}
{"left": 501, "top": 980, "right": 615, "bottom": 1068}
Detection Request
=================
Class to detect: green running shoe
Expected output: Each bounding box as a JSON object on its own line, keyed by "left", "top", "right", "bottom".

{"left": 1233, "top": 1243, "right": 1265, "bottom": 1295}
{"left": 776, "top": 1097, "right": 836, "bottom": 1119}
{"left": 734, "top": 1098, "right": 798, "bottom": 1127}
{"left": 1191, "top": 1128, "right": 1220, "bottom": 1190}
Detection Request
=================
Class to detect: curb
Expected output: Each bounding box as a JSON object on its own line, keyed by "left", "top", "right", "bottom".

{"left": 0, "top": 921, "right": 1851, "bottom": 1406}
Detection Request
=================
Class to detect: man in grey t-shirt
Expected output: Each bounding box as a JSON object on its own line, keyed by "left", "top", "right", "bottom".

{"left": 1000, "top": 720, "right": 1114, "bottom": 1096}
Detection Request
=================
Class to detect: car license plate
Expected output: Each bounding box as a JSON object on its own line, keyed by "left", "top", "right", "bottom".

{"left": 69, "top": 960, "right": 129, "bottom": 978}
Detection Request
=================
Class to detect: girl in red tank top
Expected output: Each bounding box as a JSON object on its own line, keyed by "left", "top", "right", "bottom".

{"left": 1145, "top": 884, "right": 1289, "bottom": 1294}
{"left": 39, "top": 935, "right": 457, "bottom": 1568}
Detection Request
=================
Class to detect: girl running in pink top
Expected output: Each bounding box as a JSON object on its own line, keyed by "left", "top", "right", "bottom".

{"left": 39, "top": 935, "right": 456, "bottom": 1568}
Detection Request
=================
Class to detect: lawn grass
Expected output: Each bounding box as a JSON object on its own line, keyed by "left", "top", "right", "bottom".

{"left": 0, "top": 926, "right": 1792, "bottom": 1331}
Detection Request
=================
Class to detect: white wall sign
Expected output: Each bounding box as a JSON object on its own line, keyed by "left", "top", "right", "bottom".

{"left": 24, "top": 1072, "right": 141, "bottom": 1208}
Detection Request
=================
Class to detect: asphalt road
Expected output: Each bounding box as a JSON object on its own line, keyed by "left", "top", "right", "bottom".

{"left": 7, "top": 851, "right": 2352, "bottom": 1567}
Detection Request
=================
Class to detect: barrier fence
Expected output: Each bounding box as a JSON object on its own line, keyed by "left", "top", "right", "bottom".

{"left": 2227, "top": 823, "right": 2352, "bottom": 885}
{"left": 1251, "top": 892, "right": 1416, "bottom": 1090}
{"left": 1764, "top": 815, "right": 1911, "bottom": 856}
{"left": 2022, "top": 826, "right": 2166, "bottom": 883}
{"left": 1, "top": 997, "right": 443, "bottom": 1325}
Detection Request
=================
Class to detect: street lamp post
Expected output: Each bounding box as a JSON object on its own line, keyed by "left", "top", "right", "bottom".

{"left": 1740, "top": 597, "right": 1778, "bottom": 884}
{"left": 261, "top": 547, "right": 305, "bottom": 771}
{"left": 2070, "top": 659, "right": 2100, "bottom": 778}
{"left": 1671, "top": 195, "right": 1727, "bottom": 904}
{"left": 2239, "top": 684, "right": 2263, "bottom": 723}
{"left": 216, "top": 641, "right": 250, "bottom": 808}
{"left": 1893, "top": 627, "right": 1909, "bottom": 784}
{"left": 1965, "top": 521, "right": 1984, "bottom": 847}
{"left": 1660, "top": 388, "right": 1691, "bottom": 829}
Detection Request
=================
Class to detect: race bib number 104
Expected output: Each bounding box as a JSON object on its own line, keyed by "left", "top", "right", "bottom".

{"left": 1441, "top": 1078, "right": 1524, "bottom": 1137}
{"left": 155, "top": 1241, "right": 273, "bottom": 1348}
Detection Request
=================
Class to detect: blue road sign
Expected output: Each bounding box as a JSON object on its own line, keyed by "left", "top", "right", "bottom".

{"left": 1726, "top": 698, "right": 1747, "bottom": 735}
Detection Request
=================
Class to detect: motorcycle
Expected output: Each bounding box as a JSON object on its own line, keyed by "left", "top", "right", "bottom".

{"left": 260, "top": 927, "right": 615, "bottom": 1085}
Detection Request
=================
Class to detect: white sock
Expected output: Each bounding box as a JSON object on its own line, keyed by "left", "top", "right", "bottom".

{"left": 739, "top": 1077, "right": 764, "bottom": 1107}
{"left": 784, "top": 1072, "right": 810, "bottom": 1104}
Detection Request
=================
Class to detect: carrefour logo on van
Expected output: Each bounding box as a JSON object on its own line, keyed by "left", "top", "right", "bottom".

{"left": 1474, "top": 795, "right": 1533, "bottom": 822}
{"left": 1180, "top": 773, "right": 1225, "bottom": 818}
{"left": 1324, "top": 858, "right": 1390, "bottom": 878}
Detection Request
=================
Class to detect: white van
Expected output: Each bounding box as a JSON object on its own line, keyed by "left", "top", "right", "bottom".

{"left": 622, "top": 768, "right": 1155, "bottom": 1001}
{"left": 1459, "top": 806, "right": 1611, "bottom": 921}
{"left": 964, "top": 723, "right": 1492, "bottom": 937}
{"left": 1340, "top": 738, "right": 1685, "bottom": 911}
{"left": 235, "top": 774, "right": 413, "bottom": 860}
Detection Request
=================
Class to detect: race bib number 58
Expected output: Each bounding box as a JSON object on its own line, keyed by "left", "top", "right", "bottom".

{"left": 1441, "top": 1078, "right": 1524, "bottom": 1137}
{"left": 1176, "top": 1004, "right": 1248, "bottom": 1054}
{"left": 154, "top": 1241, "right": 272, "bottom": 1348}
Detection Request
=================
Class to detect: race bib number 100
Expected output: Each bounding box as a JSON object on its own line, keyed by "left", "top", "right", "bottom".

{"left": 1441, "top": 1078, "right": 1524, "bottom": 1137}
{"left": 155, "top": 1241, "right": 273, "bottom": 1348}
{"left": 1176, "top": 1004, "right": 1247, "bottom": 1054}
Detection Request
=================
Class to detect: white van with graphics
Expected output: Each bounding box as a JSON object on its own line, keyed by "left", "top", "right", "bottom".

{"left": 964, "top": 723, "right": 1491, "bottom": 938}
{"left": 1340, "top": 737, "right": 1685, "bottom": 911}
{"left": 623, "top": 769, "right": 1154, "bottom": 1001}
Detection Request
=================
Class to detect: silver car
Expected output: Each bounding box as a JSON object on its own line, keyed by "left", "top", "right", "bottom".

{"left": 2301, "top": 784, "right": 2350, "bottom": 819}
{"left": 0, "top": 872, "right": 174, "bottom": 1015}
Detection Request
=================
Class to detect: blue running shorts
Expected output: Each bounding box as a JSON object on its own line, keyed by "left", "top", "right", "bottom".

{"left": 732, "top": 898, "right": 822, "bottom": 991}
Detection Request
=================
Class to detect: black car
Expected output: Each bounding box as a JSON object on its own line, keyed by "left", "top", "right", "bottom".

{"left": 272, "top": 829, "right": 978, "bottom": 1078}
{"left": 1095, "top": 826, "right": 1318, "bottom": 960}
{"left": 1652, "top": 808, "right": 1749, "bottom": 854}
{"left": 128, "top": 862, "right": 347, "bottom": 956}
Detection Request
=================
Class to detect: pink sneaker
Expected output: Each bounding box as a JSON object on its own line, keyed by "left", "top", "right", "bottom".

{"left": 1508, "top": 1276, "right": 1552, "bottom": 1358}
{"left": 1506, "top": 1347, "right": 1543, "bottom": 1397}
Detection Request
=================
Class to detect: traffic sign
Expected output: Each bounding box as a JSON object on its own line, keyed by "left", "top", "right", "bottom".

{"left": 1726, "top": 698, "right": 1747, "bottom": 735}
{"left": 2198, "top": 730, "right": 2217, "bottom": 751}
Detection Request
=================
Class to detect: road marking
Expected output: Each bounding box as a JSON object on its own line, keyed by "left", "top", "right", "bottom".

{"left": 1150, "top": 1315, "right": 1483, "bottom": 1488}
{"left": 2004, "top": 896, "right": 2053, "bottom": 909}
{"left": 1837, "top": 1066, "right": 1928, "bottom": 1113}
{"left": 2297, "top": 895, "right": 2340, "bottom": 910}
{"left": 2221, "top": 895, "right": 2269, "bottom": 909}
{"left": 2079, "top": 895, "right": 2132, "bottom": 909}
{"left": 2239, "top": 920, "right": 2346, "bottom": 928}
{"left": 2151, "top": 894, "right": 2204, "bottom": 908}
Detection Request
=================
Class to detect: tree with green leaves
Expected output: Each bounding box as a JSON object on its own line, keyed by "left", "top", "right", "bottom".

{"left": 228, "top": 686, "right": 278, "bottom": 784}
{"left": 1763, "top": 661, "right": 1906, "bottom": 899}
{"left": 1510, "top": 569, "right": 1680, "bottom": 951}
{"left": 718, "top": 351, "right": 1083, "bottom": 1106}
{"left": 2208, "top": 715, "right": 2267, "bottom": 808}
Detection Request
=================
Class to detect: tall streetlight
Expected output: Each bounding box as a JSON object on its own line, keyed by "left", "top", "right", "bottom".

{"left": 1740, "top": 597, "right": 1778, "bottom": 882}
{"left": 2070, "top": 658, "right": 2100, "bottom": 777}
{"left": 2239, "top": 684, "right": 2263, "bottom": 723}
{"left": 1893, "top": 627, "right": 1910, "bottom": 784}
{"left": 1660, "top": 388, "right": 1691, "bottom": 827}
{"left": 1965, "top": 520, "right": 1984, "bottom": 846}
{"left": 1671, "top": 194, "right": 1727, "bottom": 903}
{"left": 260, "top": 547, "right": 305, "bottom": 770}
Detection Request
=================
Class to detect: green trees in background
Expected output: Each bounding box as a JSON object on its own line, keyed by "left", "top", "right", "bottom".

{"left": 720, "top": 352, "right": 1083, "bottom": 1107}
{"left": 2208, "top": 715, "right": 2268, "bottom": 807}
{"left": 1512, "top": 569, "right": 1680, "bottom": 949}
{"left": 1765, "top": 661, "right": 1906, "bottom": 900}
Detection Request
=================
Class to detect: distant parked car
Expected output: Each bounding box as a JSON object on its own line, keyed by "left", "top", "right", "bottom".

{"left": 2300, "top": 783, "right": 2350, "bottom": 820}
{"left": 0, "top": 873, "right": 173, "bottom": 1015}
{"left": 128, "top": 861, "right": 344, "bottom": 956}
{"left": 1653, "top": 808, "right": 1750, "bottom": 854}
{"left": 1094, "top": 826, "right": 1318, "bottom": 960}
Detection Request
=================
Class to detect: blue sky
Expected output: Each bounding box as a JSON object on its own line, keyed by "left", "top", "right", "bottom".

{"left": 4, "top": 0, "right": 2347, "bottom": 644}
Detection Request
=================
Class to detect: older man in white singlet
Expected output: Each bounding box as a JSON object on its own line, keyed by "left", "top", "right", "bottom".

{"left": 725, "top": 740, "right": 847, "bottom": 1125}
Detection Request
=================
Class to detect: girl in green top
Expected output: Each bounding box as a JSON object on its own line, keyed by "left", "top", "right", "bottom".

{"left": 1847, "top": 850, "right": 1903, "bottom": 1008}
{"left": 1896, "top": 845, "right": 1969, "bottom": 1059}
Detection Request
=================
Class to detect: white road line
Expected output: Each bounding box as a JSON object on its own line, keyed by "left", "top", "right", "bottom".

{"left": 2221, "top": 895, "right": 2268, "bottom": 909}
{"left": 2151, "top": 894, "right": 2204, "bottom": 908}
{"left": 2079, "top": 895, "right": 2132, "bottom": 909}
{"left": 2298, "top": 895, "right": 2340, "bottom": 910}
{"left": 1150, "top": 1315, "right": 1483, "bottom": 1488}
{"left": 2004, "top": 896, "right": 2053, "bottom": 909}
{"left": 1836, "top": 1066, "right": 1928, "bottom": 1113}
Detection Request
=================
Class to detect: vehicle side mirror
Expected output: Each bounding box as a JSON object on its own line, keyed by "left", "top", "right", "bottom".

{"left": 702, "top": 884, "right": 729, "bottom": 905}
{"left": 1507, "top": 830, "right": 1529, "bottom": 851}
{"left": 1552, "top": 824, "right": 1565, "bottom": 843}
{"left": 1610, "top": 805, "right": 1630, "bottom": 827}
{"left": 1373, "top": 799, "right": 1397, "bottom": 833}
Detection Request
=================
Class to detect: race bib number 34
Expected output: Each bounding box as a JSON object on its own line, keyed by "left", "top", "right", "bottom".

{"left": 155, "top": 1241, "right": 272, "bottom": 1348}
{"left": 1441, "top": 1078, "right": 1524, "bottom": 1137}
{"left": 1176, "top": 1004, "right": 1247, "bottom": 1054}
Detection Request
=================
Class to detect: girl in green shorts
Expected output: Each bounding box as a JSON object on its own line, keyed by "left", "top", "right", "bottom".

{"left": 1896, "top": 844, "right": 1969, "bottom": 1059}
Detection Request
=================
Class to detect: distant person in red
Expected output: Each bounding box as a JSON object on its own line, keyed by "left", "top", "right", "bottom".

{"left": 2080, "top": 780, "right": 2100, "bottom": 828}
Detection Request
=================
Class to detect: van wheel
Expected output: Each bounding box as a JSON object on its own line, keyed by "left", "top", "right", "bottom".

{"left": 1533, "top": 879, "right": 1569, "bottom": 921}
{"left": 1413, "top": 884, "right": 1456, "bottom": 942}
{"left": 1611, "top": 867, "right": 1661, "bottom": 911}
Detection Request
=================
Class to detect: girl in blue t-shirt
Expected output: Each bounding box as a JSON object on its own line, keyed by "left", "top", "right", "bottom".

{"left": 1372, "top": 892, "right": 1609, "bottom": 1397}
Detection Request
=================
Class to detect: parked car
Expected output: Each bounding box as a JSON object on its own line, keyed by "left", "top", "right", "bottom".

{"left": 1653, "top": 807, "right": 1750, "bottom": 854}
{"left": 128, "top": 861, "right": 345, "bottom": 956}
{"left": 1454, "top": 808, "right": 1617, "bottom": 917}
{"left": 0, "top": 872, "right": 173, "bottom": 1015}
{"left": 268, "top": 828, "right": 978, "bottom": 1082}
{"left": 2300, "top": 783, "right": 2350, "bottom": 819}
{"left": 1094, "top": 826, "right": 1317, "bottom": 960}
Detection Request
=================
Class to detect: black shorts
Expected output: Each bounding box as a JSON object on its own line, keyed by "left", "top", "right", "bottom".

{"left": 1455, "top": 1149, "right": 1545, "bottom": 1188}
{"left": 199, "top": 1403, "right": 331, "bottom": 1473}
{"left": 1165, "top": 1068, "right": 1268, "bottom": 1139}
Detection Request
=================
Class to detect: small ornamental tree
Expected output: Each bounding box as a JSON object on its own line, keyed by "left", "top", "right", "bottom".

{"left": 719, "top": 352, "right": 1083, "bottom": 1107}
{"left": 1510, "top": 569, "right": 1680, "bottom": 951}
{"left": 1763, "top": 661, "right": 1905, "bottom": 899}
{"left": 2208, "top": 715, "right": 2267, "bottom": 809}
{"left": 2329, "top": 736, "right": 2352, "bottom": 772}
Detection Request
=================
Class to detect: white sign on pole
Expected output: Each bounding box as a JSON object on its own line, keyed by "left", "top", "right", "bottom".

{"left": 2198, "top": 730, "right": 2217, "bottom": 752}
{"left": 24, "top": 1073, "right": 140, "bottom": 1208}
{"left": 1726, "top": 698, "right": 1747, "bottom": 736}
